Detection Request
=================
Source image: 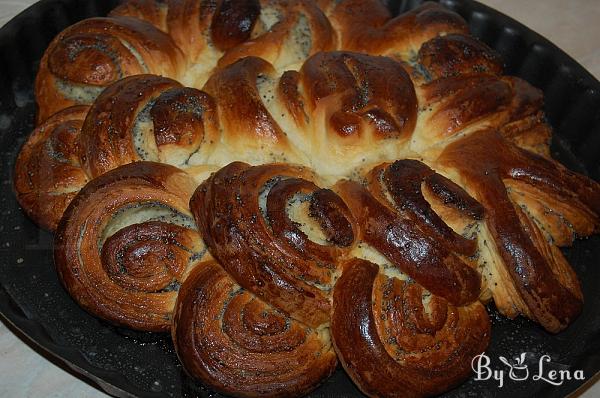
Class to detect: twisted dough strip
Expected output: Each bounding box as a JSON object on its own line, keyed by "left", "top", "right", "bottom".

{"left": 173, "top": 260, "right": 337, "bottom": 398}
{"left": 329, "top": 160, "right": 490, "bottom": 397}
{"left": 112, "top": 0, "right": 337, "bottom": 76}
{"left": 181, "top": 161, "right": 356, "bottom": 396}
{"left": 326, "top": 0, "right": 467, "bottom": 57}
{"left": 34, "top": 0, "right": 487, "bottom": 125}
{"left": 18, "top": 38, "right": 539, "bottom": 231}
{"left": 13, "top": 0, "right": 600, "bottom": 366}
{"left": 439, "top": 129, "right": 600, "bottom": 332}
{"left": 54, "top": 161, "right": 207, "bottom": 331}
{"left": 78, "top": 74, "right": 218, "bottom": 178}
{"left": 19, "top": 43, "right": 530, "bottom": 229}
{"left": 16, "top": 74, "right": 219, "bottom": 229}
{"left": 190, "top": 162, "right": 356, "bottom": 328}
{"left": 184, "top": 161, "right": 490, "bottom": 397}
{"left": 52, "top": 45, "right": 540, "bottom": 182}
{"left": 335, "top": 160, "right": 483, "bottom": 306}
{"left": 35, "top": 0, "right": 339, "bottom": 122}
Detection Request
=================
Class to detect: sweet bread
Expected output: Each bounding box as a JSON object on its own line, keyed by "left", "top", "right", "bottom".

{"left": 54, "top": 162, "right": 205, "bottom": 331}
{"left": 14, "top": 1, "right": 600, "bottom": 397}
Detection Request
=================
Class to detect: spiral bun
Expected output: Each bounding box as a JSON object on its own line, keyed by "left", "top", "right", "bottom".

{"left": 35, "top": 16, "right": 185, "bottom": 123}
{"left": 173, "top": 261, "right": 337, "bottom": 398}
{"left": 54, "top": 161, "right": 206, "bottom": 331}
{"left": 14, "top": 106, "right": 90, "bottom": 230}
{"left": 332, "top": 258, "right": 490, "bottom": 398}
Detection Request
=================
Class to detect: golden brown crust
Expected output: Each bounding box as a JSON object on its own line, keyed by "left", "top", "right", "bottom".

{"left": 54, "top": 161, "right": 205, "bottom": 331}
{"left": 80, "top": 75, "right": 179, "bottom": 177}
{"left": 329, "top": 1, "right": 468, "bottom": 56}
{"left": 300, "top": 51, "right": 418, "bottom": 141}
{"left": 439, "top": 129, "right": 600, "bottom": 332}
{"left": 14, "top": 106, "right": 90, "bottom": 230}
{"left": 331, "top": 258, "right": 490, "bottom": 398}
{"left": 173, "top": 261, "right": 337, "bottom": 398}
{"left": 190, "top": 162, "right": 356, "bottom": 328}
{"left": 335, "top": 160, "right": 482, "bottom": 306}
{"left": 185, "top": 160, "right": 492, "bottom": 396}
{"left": 416, "top": 33, "right": 504, "bottom": 80}
{"left": 278, "top": 70, "right": 306, "bottom": 126}
{"left": 13, "top": 0, "right": 600, "bottom": 395}
{"left": 35, "top": 16, "right": 185, "bottom": 124}
{"left": 203, "top": 57, "right": 292, "bottom": 152}
{"left": 150, "top": 86, "right": 214, "bottom": 149}
{"left": 217, "top": 0, "right": 336, "bottom": 69}
{"left": 110, "top": 0, "right": 168, "bottom": 31}
{"left": 25, "top": 49, "right": 424, "bottom": 232}
{"left": 80, "top": 74, "right": 218, "bottom": 178}
{"left": 166, "top": 0, "right": 218, "bottom": 59}
{"left": 413, "top": 74, "right": 544, "bottom": 149}
{"left": 210, "top": 0, "right": 261, "bottom": 51}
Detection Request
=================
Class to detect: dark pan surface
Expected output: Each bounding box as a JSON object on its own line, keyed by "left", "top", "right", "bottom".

{"left": 0, "top": 0, "right": 598, "bottom": 397}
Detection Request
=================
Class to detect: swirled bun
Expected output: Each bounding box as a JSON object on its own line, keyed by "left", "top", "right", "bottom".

{"left": 54, "top": 161, "right": 207, "bottom": 331}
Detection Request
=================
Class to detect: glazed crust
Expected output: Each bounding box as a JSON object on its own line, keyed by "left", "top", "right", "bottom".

{"left": 19, "top": 1, "right": 532, "bottom": 229}
{"left": 439, "top": 129, "right": 598, "bottom": 332}
{"left": 35, "top": 16, "right": 185, "bottom": 123}
{"left": 173, "top": 261, "right": 337, "bottom": 398}
{"left": 190, "top": 162, "right": 356, "bottom": 328}
{"left": 183, "top": 162, "right": 358, "bottom": 396}
{"left": 331, "top": 258, "right": 490, "bottom": 398}
{"left": 185, "top": 160, "right": 492, "bottom": 397}
{"left": 54, "top": 161, "right": 206, "bottom": 331}
{"left": 334, "top": 160, "right": 484, "bottom": 306}
{"left": 13, "top": 1, "right": 600, "bottom": 397}
{"left": 14, "top": 106, "right": 90, "bottom": 230}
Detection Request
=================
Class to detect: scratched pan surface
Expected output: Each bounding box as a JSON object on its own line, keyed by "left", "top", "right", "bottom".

{"left": 0, "top": 0, "right": 598, "bottom": 397}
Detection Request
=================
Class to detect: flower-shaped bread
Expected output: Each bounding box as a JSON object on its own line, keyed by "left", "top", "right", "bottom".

{"left": 14, "top": 1, "right": 600, "bottom": 397}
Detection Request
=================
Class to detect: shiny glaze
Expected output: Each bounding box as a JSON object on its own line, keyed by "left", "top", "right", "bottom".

{"left": 441, "top": 129, "right": 600, "bottom": 332}
{"left": 54, "top": 162, "right": 202, "bottom": 331}
{"left": 417, "top": 33, "right": 503, "bottom": 80}
{"left": 80, "top": 75, "right": 218, "bottom": 177}
{"left": 278, "top": 70, "right": 306, "bottom": 125}
{"left": 217, "top": 0, "right": 336, "bottom": 69}
{"left": 330, "top": 1, "right": 467, "bottom": 56}
{"left": 300, "top": 51, "right": 418, "bottom": 140}
{"left": 204, "top": 57, "right": 287, "bottom": 143}
{"left": 80, "top": 75, "right": 180, "bottom": 177}
{"left": 210, "top": 0, "right": 261, "bottom": 51}
{"left": 173, "top": 261, "right": 337, "bottom": 398}
{"left": 331, "top": 258, "right": 490, "bottom": 398}
{"left": 36, "top": 16, "right": 184, "bottom": 123}
{"left": 335, "top": 160, "right": 482, "bottom": 306}
{"left": 380, "top": 159, "right": 483, "bottom": 255}
{"left": 150, "top": 86, "right": 215, "bottom": 148}
{"left": 13, "top": 106, "right": 90, "bottom": 230}
{"left": 13, "top": 0, "right": 600, "bottom": 396}
{"left": 266, "top": 178, "right": 355, "bottom": 262}
{"left": 100, "top": 221, "right": 191, "bottom": 292}
{"left": 190, "top": 162, "right": 356, "bottom": 328}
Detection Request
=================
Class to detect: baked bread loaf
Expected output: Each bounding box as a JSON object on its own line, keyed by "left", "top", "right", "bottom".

{"left": 13, "top": 0, "right": 600, "bottom": 397}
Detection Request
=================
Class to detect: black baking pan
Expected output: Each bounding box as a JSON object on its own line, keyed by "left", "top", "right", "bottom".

{"left": 0, "top": 0, "right": 599, "bottom": 397}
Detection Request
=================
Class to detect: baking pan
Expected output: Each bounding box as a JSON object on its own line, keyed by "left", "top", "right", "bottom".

{"left": 0, "top": 0, "right": 599, "bottom": 397}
